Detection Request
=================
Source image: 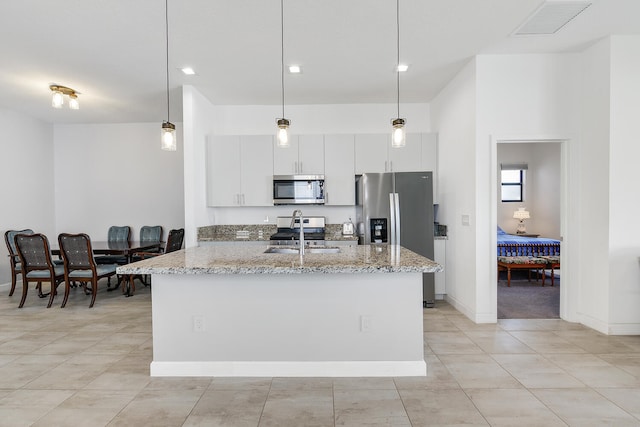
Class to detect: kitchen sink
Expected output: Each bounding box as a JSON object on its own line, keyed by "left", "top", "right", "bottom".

{"left": 264, "top": 246, "right": 340, "bottom": 254}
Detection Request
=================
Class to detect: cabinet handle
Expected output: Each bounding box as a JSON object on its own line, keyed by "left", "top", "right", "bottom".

{"left": 299, "top": 161, "right": 303, "bottom": 173}
{"left": 390, "top": 161, "right": 393, "bottom": 172}
{"left": 385, "top": 161, "right": 388, "bottom": 172}
{"left": 242, "top": 194, "right": 245, "bottom": 205}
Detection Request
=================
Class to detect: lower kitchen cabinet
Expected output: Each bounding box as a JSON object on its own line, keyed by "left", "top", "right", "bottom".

{"left": 434, "top": 238, "right": 446, "bottom": 298}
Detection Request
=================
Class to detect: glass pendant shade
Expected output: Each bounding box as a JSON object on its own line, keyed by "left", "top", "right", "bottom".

{"left": 68, "top": 94, "right": 79, "bottom": 110}
{"left": 51, "top": 90, "right": 64, "bottom": 108}
{"left": 161, "top": 121, "right": 177, "bottom": 151}
{"left": 391, "top": 118, "right": 406, "bottom": 148}
{"left": 276, "top": 118, "right": 290, "bottom": 148}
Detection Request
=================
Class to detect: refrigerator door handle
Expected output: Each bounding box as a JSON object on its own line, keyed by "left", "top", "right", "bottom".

{"left": 389, "top": 193, "right": 397, "bottom": 245}
{"left": 394, "top": 193, "right": 401, "bottom": 247}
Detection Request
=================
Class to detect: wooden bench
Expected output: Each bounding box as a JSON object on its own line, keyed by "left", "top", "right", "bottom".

{"left": 539, "top": 255, "right": 560, "bottom": 286}
{"left": 497, "top": 256, "right": 549, "bottom": 287}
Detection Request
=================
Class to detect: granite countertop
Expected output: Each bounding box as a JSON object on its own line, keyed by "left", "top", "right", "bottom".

{"left": 117, "top": 244, "right": 442, "bottom": 275}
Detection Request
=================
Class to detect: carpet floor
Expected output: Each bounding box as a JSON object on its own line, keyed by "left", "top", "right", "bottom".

{"left": 497, "top": 270, "right": 560, "bottom": 319}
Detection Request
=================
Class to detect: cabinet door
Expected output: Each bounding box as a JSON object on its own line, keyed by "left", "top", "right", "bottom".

{"left": 434, "top": 239, "right": 446, "bottom": 295}
{"left": 420, "top": 132, "right": 438, "bottom": 203}
{"left": 207, "top": 135, "right": 241, "bottom": 206}
{"left": 324, "top": 134, "right": 355, "bottom": 205}
{"left": 273, "top": 135, "right": 299, "bottom": 175}
{"left": 354, "top": 134, "right": 388, "bottom": 174}
{"left": 240, "top": 135, "right": 274, "bottom": 206}
{"left": 388, "top": 133, "right": 422, "bottom": 172}
{"left": 298, "top": 135, "right": 325, "bottom": 174}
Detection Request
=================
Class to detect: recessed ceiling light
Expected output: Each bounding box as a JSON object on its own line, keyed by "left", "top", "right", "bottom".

{"left": 396, "top": 64, "right": 409, "bottom": 72}
{"left": 181, "top": 67, "right": 196, "bottom": 75}
{"left": 288, "top": 65, "right": 302, "bottom": 74}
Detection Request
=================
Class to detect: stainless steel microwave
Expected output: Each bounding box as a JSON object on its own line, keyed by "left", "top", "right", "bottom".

{"left": 273, "top": 175, "right": 325, "bottom": 205}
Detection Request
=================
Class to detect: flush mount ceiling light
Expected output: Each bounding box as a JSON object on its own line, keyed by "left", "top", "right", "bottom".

{"left": 391, "top": 0, "right": 405, "bottom": 148}
{"left": 180, "top": 67, "right": 196, "bottom": 75}
{"left": 161, "top": 0, "right": 176, "bottom": 151}
{"left": 513, "top": 1, "right": 592, "bottom": 35}
{"left": 288, "top": 65, "right": 301, "bottom": 74}
{"left": 49, "top": 84, "right": 80, "bottom": 110}
{"left": 276, "top": 0, "right": 291, "bottom": 148}
{"left": 396, "top": 64, "right": 409, "bottom": 72}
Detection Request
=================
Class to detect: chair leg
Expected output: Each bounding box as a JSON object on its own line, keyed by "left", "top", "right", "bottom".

{"left": 47, "top": 280, "right": 59, "bottom": 308}
{"left": 9, "top": 271, "right": 17, "bottom": 296}
{"left": 61, "top": 280, "right": 71, "bottom": 308}
{"left": 19, "top": 279, "right": 29, "bottom": 308}
{"left": 89, "top": 279, "right": 98, "bottom": 308}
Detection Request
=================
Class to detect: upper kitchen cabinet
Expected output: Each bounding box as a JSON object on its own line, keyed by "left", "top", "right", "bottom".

{"left": 388, "top": 133, "right": 422, "bottom": 172}
{"left": 354, "top": 133, "right": 422, "bottom": 173}
{"left": 324, "top": 134, "right": 355, "bottom": 205}
{"left": 273, "top": 134, "right": 324, "bottom": 175}
{"left": 354, "top": 134, "right": 388, "bottom": 174}
{"left": 207, "top": 135, "right": 273, "bottom": 207}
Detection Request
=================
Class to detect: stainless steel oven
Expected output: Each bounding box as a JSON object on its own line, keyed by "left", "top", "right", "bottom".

{"left": 273, "top": 175, "right": 325, "bottom": 205}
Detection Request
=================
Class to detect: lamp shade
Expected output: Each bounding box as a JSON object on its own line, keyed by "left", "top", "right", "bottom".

{"left": 513, "top": 207, "right": 530, "bottom": 220}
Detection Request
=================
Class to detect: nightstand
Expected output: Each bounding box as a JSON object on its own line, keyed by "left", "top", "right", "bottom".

{"left": 511, "top": 233, "right": 540, "bottom": 238}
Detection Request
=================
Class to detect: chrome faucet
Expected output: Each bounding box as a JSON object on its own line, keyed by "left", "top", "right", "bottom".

{"left": 291, "top": 209, "right": 304, "bottom": 255}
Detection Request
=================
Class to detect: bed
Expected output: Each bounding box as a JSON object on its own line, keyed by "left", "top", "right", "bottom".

{"left": 497, "top": 226, "right": 560, "bottom": 256}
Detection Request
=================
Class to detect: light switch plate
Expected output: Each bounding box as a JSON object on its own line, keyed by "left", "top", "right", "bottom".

{"left": 461, "top": 214, "right": 471, "bottom": 226}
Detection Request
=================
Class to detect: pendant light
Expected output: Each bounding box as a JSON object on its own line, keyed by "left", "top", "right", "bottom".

{"left": 276, "top": 0, "right": 290, "bottom": 148}
{"left": 161, "top": 0, "right": 176, "bottom": 151}
{"left": 391, "top": 0, "right": 406, "bottom": 148}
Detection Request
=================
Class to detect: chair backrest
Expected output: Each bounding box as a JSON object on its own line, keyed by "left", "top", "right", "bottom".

{"left": 140, "top": 225, "right": 163, "bottom": 243}
{"left": 5, "top": 229, "right": 34, "bottom": 256}
{"left": 58, "top": 233, "right": 95, "bottom": 270}
{"left": 165, "top": 228, "right": 185, "bottom": 254}
{"left": 14, "top": 233, "right": 55, "bottom": 272}
{"left": 107, "top": 226, "right": 130, "bottom": 242}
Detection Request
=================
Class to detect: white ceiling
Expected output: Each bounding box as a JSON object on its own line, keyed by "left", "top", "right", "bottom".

{"left": 1, "top": 0, "right": 639, "bottom": 125}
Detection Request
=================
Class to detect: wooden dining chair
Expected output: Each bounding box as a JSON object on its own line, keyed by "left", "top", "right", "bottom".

{"left": 95, "top": 225, "right": 130, "bottom": 265}
{"left": 125, "top": 228, "right": 184, "bottom": 295}
{"left": 14, "top": 233, "right": 65, "bottom": 308}
{"left": 57, "top": 233, "right": 118, "bottom": 308}
{"left": 4, "top": 229, "right": 34, "bottom": 297}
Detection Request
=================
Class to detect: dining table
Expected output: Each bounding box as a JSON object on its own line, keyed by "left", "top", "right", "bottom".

{"left": 51, "top": 240, "right": 164, "bottom": 296}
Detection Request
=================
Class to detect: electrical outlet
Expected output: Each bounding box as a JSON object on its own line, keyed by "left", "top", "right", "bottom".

{"left": 360, "top": 315, "right": 372, "bottom": 333}
{"left": 192, "top": 315, "right": 205, "bottom": 332}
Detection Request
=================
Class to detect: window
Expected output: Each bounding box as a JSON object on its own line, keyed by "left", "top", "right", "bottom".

{"left": 500, "top": 163, "right": 527, "bottom": 202}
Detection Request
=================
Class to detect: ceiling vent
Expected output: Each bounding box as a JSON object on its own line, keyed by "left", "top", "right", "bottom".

{"left": 513, "top": 1, "right": 592, "bottom": 36}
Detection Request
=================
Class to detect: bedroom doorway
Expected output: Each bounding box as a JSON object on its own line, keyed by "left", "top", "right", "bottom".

{"left": 496, "top": 140, "right": 563, "bottom": 319}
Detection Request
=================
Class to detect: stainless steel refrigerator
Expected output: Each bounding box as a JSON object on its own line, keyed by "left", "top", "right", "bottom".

{"left": 355, "top": 172, "right": 435, "bottom": 307}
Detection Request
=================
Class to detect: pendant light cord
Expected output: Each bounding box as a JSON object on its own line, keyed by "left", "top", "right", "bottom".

{"left": 165, "top": 0, "right": 171, "bottom": 122}
{"left": 281, "top": 0, "right": 285, "bottom": 119}
{"left": 396, "top": 0, "right": 400, "bottom": 119}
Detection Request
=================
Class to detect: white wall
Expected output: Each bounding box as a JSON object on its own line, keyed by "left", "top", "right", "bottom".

{"left": 497, "top": 143, "right": 561, "bottom": 239}
{"left": 0, "top": 110, "right": 55, "bottom": 285}
{"left": 608, "top": 36, "right": 640, "bottom": 331}
{"left": 54, "top": 123, "right": 185, "bottom": 242}
{"left": 430, "top": 59, "right": 478, "bottom": 320}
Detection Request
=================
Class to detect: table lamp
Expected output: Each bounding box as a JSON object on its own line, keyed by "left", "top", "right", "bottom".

{"left": 513, "top": 207, "right": 530, "bottom": 234}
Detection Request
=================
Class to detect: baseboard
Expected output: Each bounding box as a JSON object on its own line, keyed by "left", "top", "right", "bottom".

{"left": 150, "top": 360, "right": 427, "bottom": 377}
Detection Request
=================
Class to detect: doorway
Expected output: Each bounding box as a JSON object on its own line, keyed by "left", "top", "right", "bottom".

{"left": 492, "top": 139, "right": 566, "bottom": 319}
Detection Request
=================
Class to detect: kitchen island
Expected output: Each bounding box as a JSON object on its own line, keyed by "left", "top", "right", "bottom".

{"left": 118, "top": 244, "right": 441, "bottom": 377}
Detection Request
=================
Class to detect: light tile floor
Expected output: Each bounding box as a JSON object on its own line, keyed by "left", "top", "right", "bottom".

{"left": 1, "top": 281, "right": 640, "bottom": 426}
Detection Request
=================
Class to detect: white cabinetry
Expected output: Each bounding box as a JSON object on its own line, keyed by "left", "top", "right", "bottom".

{"left": 207, "top": 135, "right": 273, "bottom": 207}
{"left": 354, "top": 133, "right": 423, "bottom": 174}
{"left": 324, "top": 134, "right": 355, "bottom": 205}
{"left": 274, "top": 135, "right": 324, "bottom": 175}
{"left": 434, "top": 238, "right": 446, "bottom": 297}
